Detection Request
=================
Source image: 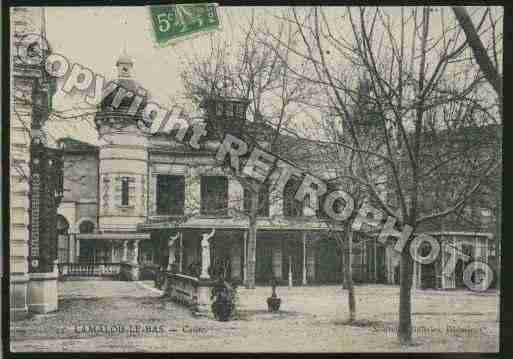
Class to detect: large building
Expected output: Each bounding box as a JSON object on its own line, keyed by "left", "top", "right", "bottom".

{"left": 55, "top": 53, "right": 497, "bottom": 289}
{"left": 10, "top": 7, "right": 65, "bottom": 319}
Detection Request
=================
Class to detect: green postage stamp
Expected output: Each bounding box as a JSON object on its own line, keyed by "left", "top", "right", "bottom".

{"left": 149, "top": 3, "right": 220, "bottom": 47}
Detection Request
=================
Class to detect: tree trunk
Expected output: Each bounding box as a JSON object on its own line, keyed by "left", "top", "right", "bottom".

{"left": 343, "top": 229, "right": 356, "bottom": 322}
{"left": 398, "top": 7, "right": 428, "bottom": 345}
{"left": 451, "top": 6, "right": 502, "bottom": 98}
{"left": 245, "top": 189, "right": 259, "bottom": 289}
{"left": 398, "top": 239, "right": 414, "bottom": 344}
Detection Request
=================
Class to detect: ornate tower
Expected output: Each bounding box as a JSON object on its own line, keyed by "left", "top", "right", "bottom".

{"left": 116, "top": 50, "right": 133, "bottom": 78}
{"left": 95, "top": 52, "right": 150, "bottom": 233}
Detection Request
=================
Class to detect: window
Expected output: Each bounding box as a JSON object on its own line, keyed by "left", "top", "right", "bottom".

{"left": 225, "top": 102, "right": 234, "bottom": 117}
{"left": 212, "top": 100, "right": 247, "bottom": 119}
{"left": 79, "top": 220, "right": 95, "bottom": 234}
{"left": 244, "top": 184, "right": 270, "bottom": 217}
{"left": 201, "top": 176, "right": 228, "bottom": 215}
{"left": 121, "top": 177, "right": 130, "bottom": 206}
{"left": 234, "top": 103, "right": 246, "bottom": 118}
{"left": 156, "top": 175, "right": 185, "bottom": 215}
{"left": 283, "top": 178, "right": 304, "bottom": 217}
{"left": 489, "top": 243, "right": 496, "bottom": 257}
{"left": 216, "top": 101, "right": 224, "bottom": 116}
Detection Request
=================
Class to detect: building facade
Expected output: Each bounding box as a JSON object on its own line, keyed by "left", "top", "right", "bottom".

{"left": 55, "top": 54, "right": 496, "bottom": 289}
{"left": 10, "top": 7, "right": 63, "bottom": 319}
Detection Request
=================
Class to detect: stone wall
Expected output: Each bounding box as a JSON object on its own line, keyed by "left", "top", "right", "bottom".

{"left": 164, "top": 273, "right": 213, "bottom": 317}
{"left": 98, "top": 127, "right": 149, "bottom": 232}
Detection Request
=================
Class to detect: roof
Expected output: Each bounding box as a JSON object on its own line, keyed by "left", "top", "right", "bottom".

{"left": 57, "top": 136, "right": 98, "bottom": 152}
{"left": 116, "top": 52, "right": 133, "bottom": 66}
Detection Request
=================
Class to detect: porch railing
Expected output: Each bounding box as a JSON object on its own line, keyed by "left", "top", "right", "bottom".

{"left": 58, "top": 262, "right": 122, "bottom": 277}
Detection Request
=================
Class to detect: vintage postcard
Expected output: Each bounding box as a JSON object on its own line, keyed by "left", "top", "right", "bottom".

{"left": 7, "top": 4, "right": 502, "bottom": 353}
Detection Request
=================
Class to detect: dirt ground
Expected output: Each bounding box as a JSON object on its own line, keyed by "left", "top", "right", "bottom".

{"left": 10, "top": 280, "right": 499, "bottom": 352}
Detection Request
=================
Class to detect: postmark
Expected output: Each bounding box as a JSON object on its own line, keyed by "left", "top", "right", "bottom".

{"left": 148, "top": 3, "right": 221, "bottom": 47}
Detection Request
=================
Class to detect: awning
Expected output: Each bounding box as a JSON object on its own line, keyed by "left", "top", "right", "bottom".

{"left": 76, "top": 233, "right": 151, "bottom": 240}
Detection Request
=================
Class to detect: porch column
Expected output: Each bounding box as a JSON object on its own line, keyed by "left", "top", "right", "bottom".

{"left": 362, "top": 239, "right": 367, "bottom": 281}
{"left": 230, "top": 240, "right": 242, "bottom": 281}
{"left": 168, "top": 233, "right": 179, "bottom": 271}
{"left": 302, "top": 233, "right": 307, "bottom": 285}
{"left": 453, "top": 238, "right": 459, "bottom": 288}
{"left": 75, "top": 237, "right": 80, "bottom": 262}
{"left": 412, "top": 261, "right": 419, "bottom": 289}
{"left": 168, "top": 243, "right": 175, "bottom": 270}
{"left": 68, "top": 234, "right": 74, "bottom": 263}
{"left": 178, "top": 234, "right": 183, "bottom": 272}
{"left": 288, "top": 255, "right": 293, "bottom": 287}
{"left": 483, "top": 237, "right": 488, "bottom": 263}
{"left": 412, "top": 260, "right": 417, "bottom": 288}
{"left": 243, "top": 231, "right": 247, "bottom": 285}
{"left": 132, "top": 240, "right": 140, "bottom": 264}
{"left": 386, "top": 246, "right": 393, "bottom": 284}
{"left": 272, "top": 244, "right": 282, "bottom": 280}
{"left": 374, "top": 239, "right": 377, "bottom": 282}
{"left": 122, "top": 241, "right": 128, "bottom": 262}
{"left": 307, "top": 242, "right": 316, "bottom": 282}
{"left": 110, "top": 240, "right": 115, "bottom": 262}
{"left": 441, "top": 235, "right": 446, "bottom": 289}
{"left": 418, "top": 261, "right": 422, "bottom": 288}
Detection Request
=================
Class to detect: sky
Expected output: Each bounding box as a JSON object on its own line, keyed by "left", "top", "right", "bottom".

{"left": 16, "top": 6, "right": 502, "bottom": 146}
{"left": 44, "top": 6, "right": 501, "bottom": 107}
{"left": 40, "top": 6, "right": 258, "bottom": 145}
{"left": 45, "top": 6, "right": 258, "bottom": 106}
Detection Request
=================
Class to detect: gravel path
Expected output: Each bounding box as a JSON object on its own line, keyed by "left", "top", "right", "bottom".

{"left": 10, "top": 281, "right": 499, "bottom": 352}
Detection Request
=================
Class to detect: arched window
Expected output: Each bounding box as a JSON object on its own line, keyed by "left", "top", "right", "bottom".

{"left": 283, "top": 178, "right": 304, "bottom": 217}
{"left": 79, "top": 220, "right": 95, "bottom": 234}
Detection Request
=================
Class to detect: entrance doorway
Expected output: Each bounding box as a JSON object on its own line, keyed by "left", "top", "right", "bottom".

{"left": 256, "top": 239, "right": 273, "bottom": 283}
{"left": 316, "top": 239, "right": 343, "bottom": 283}
{"left": 376, "top": 244, "right": 387, "bottom": 283}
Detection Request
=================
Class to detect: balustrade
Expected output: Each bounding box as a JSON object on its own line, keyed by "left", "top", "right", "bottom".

{"left": 58, "top": 262, "right": 121, "bottom": 277}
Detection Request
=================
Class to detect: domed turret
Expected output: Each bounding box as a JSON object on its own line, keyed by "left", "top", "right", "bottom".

{"left": 116, "top": 51, "right": 133, "bottom": 78}
{"left": 111, "top": 50, "right": 145, "bottom": 98}
{"left": 95, "top": 51, "right": 149, "bottom": 132}
{"left": 96, "top": 51, "right": 150, "bottom": 234}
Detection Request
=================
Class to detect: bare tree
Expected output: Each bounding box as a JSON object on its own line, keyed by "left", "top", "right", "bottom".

{"left": 304, "top": 79, "right": 387, "bottom": 323}
{"left": 180, "top": 13, "right": 314, "bottom": 288}
{"left": 261, "top": 6, "right": 501, "bottom": 344}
